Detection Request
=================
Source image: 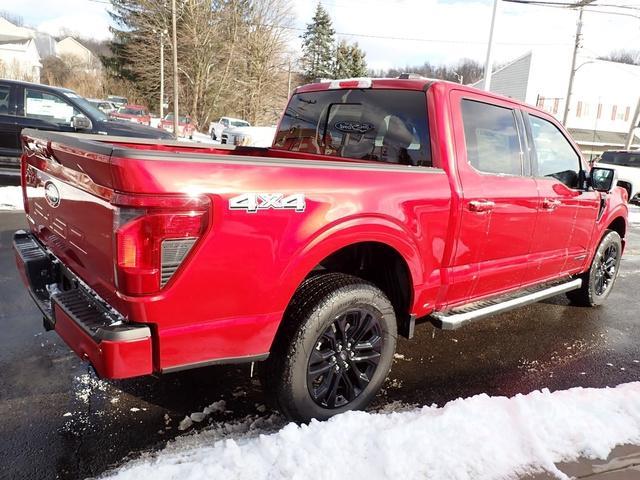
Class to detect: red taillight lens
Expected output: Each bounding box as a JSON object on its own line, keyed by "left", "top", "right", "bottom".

{"left": 114, "top": 195, "right": 209, "bottom": 295}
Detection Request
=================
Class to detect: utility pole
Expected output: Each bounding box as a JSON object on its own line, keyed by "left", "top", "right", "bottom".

{"left": 158, "top": 29, "right": 167, "bottom": 119}
{"left": 171, "top": 0, "right": 179, "bottom": 136}
{"left": 562, "top": 1, "right": 596, "bottom": 126}
{"left": 625, "top": 97, "right": 640, "bottom": 150}
{"left": 287, "top": 59, "right": 292, "bottom": 98}
{"left": 483, "top": 0, "right": 499, "bottom": 91}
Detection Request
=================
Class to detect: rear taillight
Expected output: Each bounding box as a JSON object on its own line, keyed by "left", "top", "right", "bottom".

{"left": 113, "top": 194, "right": 210, "bottom": 295}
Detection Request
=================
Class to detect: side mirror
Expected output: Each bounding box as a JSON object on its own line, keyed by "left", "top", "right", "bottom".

{"left": 589, "top": 167, "right": 617, "bottom": 193}
{"left": 71, "top": 115, "right": 92, "bottom": 131}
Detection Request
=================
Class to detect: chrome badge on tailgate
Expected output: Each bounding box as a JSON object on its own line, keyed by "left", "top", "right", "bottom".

{"left": 44, "top": 181, "right": 61, "bottom": 208}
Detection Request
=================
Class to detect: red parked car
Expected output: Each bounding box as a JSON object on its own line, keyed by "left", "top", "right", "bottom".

{"left": 14, "top": 77, "right": 627, "bottom": 422}
{"left": 109, "top": 104, "right": 151, "bottom": 126}
{"left": 159, "top": 114, "right": 195, "bottom": 139}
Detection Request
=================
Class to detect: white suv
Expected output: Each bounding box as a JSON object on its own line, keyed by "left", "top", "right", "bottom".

{"left": 209, "top": 117, "right": 250, "bottom": 141}
{"left": 596, "top": 150, "right": 640, "bottom": 204}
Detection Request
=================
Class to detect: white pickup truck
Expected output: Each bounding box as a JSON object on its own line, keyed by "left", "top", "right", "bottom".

{"left": 596, "top": 150, "right": 640, "bottom": 204}
{"left": 220, "top": 125, "right": 276, "bottom": 147}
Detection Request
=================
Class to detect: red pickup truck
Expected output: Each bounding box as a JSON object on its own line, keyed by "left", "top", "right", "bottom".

{"left": 14, "top": 78, "right": 627, "bottom": 422}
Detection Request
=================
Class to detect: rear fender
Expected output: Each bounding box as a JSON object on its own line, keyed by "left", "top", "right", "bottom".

{"left": 277, "top": 217, "right": 424, "bottom": 315}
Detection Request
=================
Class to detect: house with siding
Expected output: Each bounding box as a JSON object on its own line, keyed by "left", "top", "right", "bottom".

{"left": 475, "top": 50, "right": 640, "bottom": 159}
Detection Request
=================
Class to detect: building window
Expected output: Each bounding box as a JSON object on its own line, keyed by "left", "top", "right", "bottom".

{"left": 553, "top": 98, "right": 559, "bottom": 115}
{"left": 612, "top": 105, "right": 627, "bottom": 121}
{"left": 625, "top": 106, "right": 631, "bottom": 122}
{"left": 576, "top": 101, "right": 582, "bottom": 117}
{"left": 597, "top": 103, "right": 602, "bottom": 120}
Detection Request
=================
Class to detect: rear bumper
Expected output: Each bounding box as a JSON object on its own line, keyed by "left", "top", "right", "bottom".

{"left": 13, "top": 230, "right": 154, "bottom": 379}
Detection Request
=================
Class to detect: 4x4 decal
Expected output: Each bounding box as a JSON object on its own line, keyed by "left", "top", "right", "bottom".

{"left": 229, "top": 193, "right": 306, "bottom": 213}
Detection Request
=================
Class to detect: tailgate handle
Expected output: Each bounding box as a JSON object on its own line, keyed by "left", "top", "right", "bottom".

{"left": 24, "top": 139, "right": 58, "bottom": 163}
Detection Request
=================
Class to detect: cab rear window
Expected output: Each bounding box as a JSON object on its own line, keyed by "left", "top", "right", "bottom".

{"left": 274, "top": 89, "right": 431, "bottom": 167}
{"left": 600, "top": 152, "right": 640, "bottom": 168}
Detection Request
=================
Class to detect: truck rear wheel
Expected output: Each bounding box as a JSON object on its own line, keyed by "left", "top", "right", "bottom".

{"left": 263, "top": 273, "right": 397, "bottom": 422}
{"left": 566, "top": 230, "right": 622, "bottom": 307}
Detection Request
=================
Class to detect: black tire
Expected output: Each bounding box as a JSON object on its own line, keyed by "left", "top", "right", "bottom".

{"left": 263, "top": 273, "right": 397, "bottom": 422}
{"left": 211, "top": 131, "right": 216, "bottom": 140}
{"left": 566, "top": 230, "right": 622, "bottom": 307}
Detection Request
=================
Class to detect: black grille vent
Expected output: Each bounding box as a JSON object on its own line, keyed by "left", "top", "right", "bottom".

{"left": 160, "top": 238, "right": 196, "bottom": 287}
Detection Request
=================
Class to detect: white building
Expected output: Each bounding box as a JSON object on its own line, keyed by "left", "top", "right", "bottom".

{"left": 0, "top": 18, "right": 42, "bottom": 82}
{"left": 55, "top": 37, "right": 96, "bottom": 66}
{"left": 477, "top": 50, "right": 640, "bottom": 158}
{"left": 0, "top": 18, "right": 98, "bottom": 84}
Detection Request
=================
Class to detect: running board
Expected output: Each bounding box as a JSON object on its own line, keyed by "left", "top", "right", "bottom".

{"left": 431, "top": 278, "right": 582, "bottom": 330}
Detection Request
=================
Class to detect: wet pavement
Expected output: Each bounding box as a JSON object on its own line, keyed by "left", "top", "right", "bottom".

{"left": 1, "top": 209, "right": 640, "bottom": 480}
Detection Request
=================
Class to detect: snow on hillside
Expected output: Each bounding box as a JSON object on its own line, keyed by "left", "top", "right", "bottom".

{"left": 0, "top": 187, "right": 23, "bottom": 210}
{"left": 105, "top": 383, "right": 640, "bottom": 480}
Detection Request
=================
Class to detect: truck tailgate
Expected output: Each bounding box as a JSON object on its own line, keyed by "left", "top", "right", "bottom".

{"left": 21, "top": 130, "right": 119, "bottom": 307}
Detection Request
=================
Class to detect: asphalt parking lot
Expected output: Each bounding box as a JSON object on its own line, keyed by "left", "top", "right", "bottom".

{"left": 1, "top": 209, "right": 640, "bottom": 480}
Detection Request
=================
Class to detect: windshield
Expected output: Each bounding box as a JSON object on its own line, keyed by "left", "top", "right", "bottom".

{"left": 61, "top": 91, "right": 107, "bottom": 121}
{"left": 599, "top": 152, "right": 640, "bottom": 168}
{"left": 231, "top": 120, "right": 250, "bottom": 127}
{"left": 164, "top": 114, "right": 189, "bottom": 123}
{"left": 119, "top": 107, "right": 146, "bottom": 116}
{"left": 273, "top": 89, "right": 431, "bottom": 166}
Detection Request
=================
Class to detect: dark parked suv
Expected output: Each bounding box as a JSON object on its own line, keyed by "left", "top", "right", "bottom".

{"left": 0, "top": 79, "right": 173, "bottom": 174}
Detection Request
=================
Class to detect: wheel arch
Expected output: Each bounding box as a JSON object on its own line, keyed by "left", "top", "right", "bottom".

{"left": 273, "top": 222, "right": 425, "bottom": 346}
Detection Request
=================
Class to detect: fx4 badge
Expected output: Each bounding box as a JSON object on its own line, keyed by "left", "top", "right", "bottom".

{"left": 229, "top": 193, "right": 306, "bottom": 213}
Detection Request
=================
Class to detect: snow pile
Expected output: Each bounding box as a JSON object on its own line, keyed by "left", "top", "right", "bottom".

{"left": 0, "top": 186, "right": 23, "bottom": 210}
{"left": 105, "top": 383, "right": 640, "bottom": 480}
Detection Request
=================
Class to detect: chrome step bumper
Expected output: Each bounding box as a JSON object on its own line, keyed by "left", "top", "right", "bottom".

{"left": 431, "top": 278, "right": 583, "bottom": 330}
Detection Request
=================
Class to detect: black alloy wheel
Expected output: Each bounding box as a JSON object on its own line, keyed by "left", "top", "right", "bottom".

{"left": 307, "top": 307, "right": 383, "bottom": 409}
{"left": 593, "top": 243, "right": 619, "bottom": 296}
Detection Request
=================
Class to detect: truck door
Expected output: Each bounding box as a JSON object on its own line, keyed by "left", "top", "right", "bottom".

{"left": 523, "top": 112, "right": 600, "bottom": 281}
{"left": 447, "top": 91, "right": 539, "bottom": 305}
{"left": 18, "top": 86, "right": 78, "bottom": 136}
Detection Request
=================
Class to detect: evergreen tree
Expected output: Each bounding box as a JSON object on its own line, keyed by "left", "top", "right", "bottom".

{"left": 333, "top": 40, "right": 367, "bottom": 79}
{"left": 300, "top": 3, "right": 335, "bottom": 82}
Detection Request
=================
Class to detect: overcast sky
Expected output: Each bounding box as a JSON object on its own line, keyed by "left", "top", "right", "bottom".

{"left": 5, "top": 0, "right": 640, "bottom": 70}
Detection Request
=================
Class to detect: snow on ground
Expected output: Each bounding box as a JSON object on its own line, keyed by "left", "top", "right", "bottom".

{"left": 0, "top": 186, "right": 23, "bottom": 210}
{"left": 629, "top": 206, "right": 640, "bottom": 225}
{"left": 176, "top": 131, "right": 219, "bottom": 145}
{"left": 105, "top": 383, "right": 640, "bottom": 480}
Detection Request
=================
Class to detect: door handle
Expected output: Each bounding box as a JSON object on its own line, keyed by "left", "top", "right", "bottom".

{"left": 542, "top": 198, "right": 561, "bottom": 210}
{"left": 468, "top": 200, "right": 495, "bottom": 213}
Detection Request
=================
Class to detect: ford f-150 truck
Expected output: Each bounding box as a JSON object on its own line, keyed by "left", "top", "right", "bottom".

{"left": 13, "top": 77, "right": 627, "bottom": 422}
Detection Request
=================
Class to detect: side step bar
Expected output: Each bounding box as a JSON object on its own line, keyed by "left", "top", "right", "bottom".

{"left": 431, "top": 278, "right": 582, "bottom": 330}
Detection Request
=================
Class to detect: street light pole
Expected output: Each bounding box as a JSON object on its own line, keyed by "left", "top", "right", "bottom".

{"left": 171, "top": 0, "right": 179, "bottom": 136}
{"left": 483, "top": 0, "right": 499, "bottom": 91}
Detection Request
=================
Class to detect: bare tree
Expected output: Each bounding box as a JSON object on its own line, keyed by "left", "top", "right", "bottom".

{"left": 108, "top": 0, "right": 294, "bottom": 128}
{"left": 599, "top": 49, "right": 640, "bottom": 66}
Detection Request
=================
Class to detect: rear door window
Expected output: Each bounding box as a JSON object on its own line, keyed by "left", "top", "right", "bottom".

{"left": 274, "top": 89, "right": 431, "bottom": 167}
{"left": 461, "top": 99, "right": 524, "bottom": 176}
